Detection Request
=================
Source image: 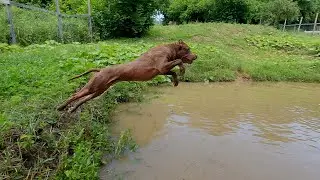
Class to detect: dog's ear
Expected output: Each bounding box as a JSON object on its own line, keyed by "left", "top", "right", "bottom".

{"left": 177, "top": 39, "right": 184, "bottom": 50}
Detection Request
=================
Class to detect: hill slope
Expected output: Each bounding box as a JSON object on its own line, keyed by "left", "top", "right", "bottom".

{"left": 145, "top": 23, "right": 320, "bottom": 82}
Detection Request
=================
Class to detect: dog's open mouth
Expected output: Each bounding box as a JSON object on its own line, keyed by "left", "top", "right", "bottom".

{"left": 182, "top": 54, "right": 197, "bottom": 64}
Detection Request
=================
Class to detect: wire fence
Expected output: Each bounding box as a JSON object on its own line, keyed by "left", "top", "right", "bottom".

{"left": 281, "top": 13, "right": 320, "bottom": 35}
{"left": 0, "top": 0, "right": 93, "bottom": 45}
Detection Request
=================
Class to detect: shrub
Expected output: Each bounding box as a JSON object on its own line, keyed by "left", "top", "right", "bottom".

{"left": 163, "top": 0, "right": 248, "bottom": 24}
{"left": 163, "top": 0, "right": 215, "bottom": 24}
{"left": 92, "top": 0, "right": 157, "bottom": 39}
{"left": 213, "top": 0, "right": 249, "bottom": 23}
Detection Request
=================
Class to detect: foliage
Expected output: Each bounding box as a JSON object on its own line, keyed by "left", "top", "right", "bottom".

{"left": 244, "top": 0, "right": 264, "bottom": 24}
{"left": 162, "top": 0, "right": 250, "bottom": 24}
{"left": 0, "top": 41, "right": 157, "bottom": 179}
{"left": 245, "top": 34, "right": 320, "bottom": 55}
{"left": 93, "top": 0, "right": 157, "bottom": 39}
{"left": 159, "top": 0, "right": 316, "bottom": 26}
{"left": 1, "top": 22, "right": 320, "bottom": 179}
{"left": 164, "top": 0, "right": 215, "bottom": 24}
{"left": 15, "top": 0, "right": 52, "bottom": 8}
{"left": 214, "top": 0, "right": 249, "bottom": 23}
{"left": 261, "top": 0, "right": 300, "bottom": 25}
{"left": 0, "top": 6, "right": 92, "bottom": 46}
{"left": 0, "top": 43, "right": 21, "bottom": 53}
{"left": 0, "top": 6, "right": 9, "bottom": 44}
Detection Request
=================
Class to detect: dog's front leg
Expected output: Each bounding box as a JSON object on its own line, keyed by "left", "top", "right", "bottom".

{"left": 162, "top": 71, "right": 179, "bottom": 86}
{"left": 178, "top": 63, "right": 185, "bottom": 76}
{"left": 159, "top": 59, "right": 182, "bottom": 86}
{"left": 161, "top": 59, "right": 183, "bottom": 72}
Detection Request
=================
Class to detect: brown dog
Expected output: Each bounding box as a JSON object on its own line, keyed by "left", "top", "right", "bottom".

{"left": 57, "top": 40, "right": 197, "bottom": 113}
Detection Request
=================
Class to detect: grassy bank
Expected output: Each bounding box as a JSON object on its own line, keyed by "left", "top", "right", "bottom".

{"left": 145, "top": 23, "right": 320, "bottom": 82}
{"left": 1, "top": 22, "right": 320, "bottom": 179}
{"left": 0, "top": 41, "right": 151, "bottom": 179}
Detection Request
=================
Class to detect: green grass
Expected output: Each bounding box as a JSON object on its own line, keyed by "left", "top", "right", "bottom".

{"left": 144, "top": 23, "right": 320, "bottom": 82}
{"left": 0, "top": 6, "right": 93, "bottom": 46}
{"left": 0, "top": 41, "right": 153, "bottom": 179}
{"left": 1, "top": 22, "right": 320, "bottom": 179}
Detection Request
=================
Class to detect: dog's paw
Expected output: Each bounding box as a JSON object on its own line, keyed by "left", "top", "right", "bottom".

{"left": 173, "top": 80, "right": 179, "bottom": 87}
{"left": 179, "top": 70, "right": 185, "bottom": 77}
{"left": 57, "top": 106, "right": 65, "bottom": 111}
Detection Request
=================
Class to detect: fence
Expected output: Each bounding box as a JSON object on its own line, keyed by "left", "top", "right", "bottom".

{"left": 0, "top": 0, "right": 93, "bottom": 45}
{"left": 281, "top": 13, "right": 320, "bottom": 35}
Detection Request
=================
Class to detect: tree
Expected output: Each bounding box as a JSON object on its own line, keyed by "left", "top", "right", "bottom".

{"left": 93, "top": 0, "right": 157, "bottom": 39}
{"left": 213, "top": 0, "right": 249, "bottom": 23}
{"left": 163, "top": 0, "right": 215, "bottom": 24}
{"left": 262, "top": 0, "right": 300, "bottom": 25}
{"left": 245, "top": 0, "right": 266, "bottom": 24}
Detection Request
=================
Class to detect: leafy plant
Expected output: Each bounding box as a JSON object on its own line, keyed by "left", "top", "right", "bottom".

{"left": 245, "top": 34, "right": 320, "bottom": 55}
{"left": 114, "top": 129, "right": 138, "bottom": 157}
{"left": 93, "top": 0, "right": 157, "bottom": 39}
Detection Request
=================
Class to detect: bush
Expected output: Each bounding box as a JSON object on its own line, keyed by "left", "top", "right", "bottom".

{"left": 164, "top": 0, "right": 215, "bottom": 24}
{"left": 163, "top": 0, "right": 248, "bottom": 24}
{"left": 93, "top": 0, "right": 157, "bottom": 39}
{"left": 213, "top": 0, "right": 249, "bottom": 23}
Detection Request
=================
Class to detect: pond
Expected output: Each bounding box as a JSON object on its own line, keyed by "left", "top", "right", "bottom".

{"left": 100, "top": 82, "right": 320, "bottom": 180}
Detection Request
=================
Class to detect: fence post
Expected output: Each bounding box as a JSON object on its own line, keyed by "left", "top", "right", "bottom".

{"left": 3, "top": 0, "right": 16, "bottom": 44}
{"left": 313, "top": 13, "right": 318, "bottom": 35}
{"left": 54, "top": 0, "right": 63, "bottom": 43}
{"left": 282, "top": 19, "right": 287, "bottom": 32}
{"left": 87, "top": 0, "right": 93, "bottom": 42}
{"left": 259, "top": 15, "right": 262, "bottom": 25}
{"left": 297, "top": 16, "right": 303, "bottom": 32}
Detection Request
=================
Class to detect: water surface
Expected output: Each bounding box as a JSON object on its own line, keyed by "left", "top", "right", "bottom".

{"left": 101, "top": 82, "right": 320, "bottom": 180}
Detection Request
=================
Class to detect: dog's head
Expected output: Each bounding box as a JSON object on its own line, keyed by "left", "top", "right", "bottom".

{"left": 175, "top": 40, "right": 197, "bottom": 64}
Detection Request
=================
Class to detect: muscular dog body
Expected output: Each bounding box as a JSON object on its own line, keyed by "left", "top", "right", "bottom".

{"left": 57, "top": 40, "right": 197, "bottom": 113}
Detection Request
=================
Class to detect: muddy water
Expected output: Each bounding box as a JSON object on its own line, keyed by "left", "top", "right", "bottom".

{"left": 100, "top": 82, "right": 320, "bottom": 180}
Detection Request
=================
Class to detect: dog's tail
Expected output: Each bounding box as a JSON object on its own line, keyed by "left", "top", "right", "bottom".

{"left": 68, "top": 68, "right": 101, "bottom": 81}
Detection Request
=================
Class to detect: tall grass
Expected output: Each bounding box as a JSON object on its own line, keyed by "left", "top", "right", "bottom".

{"left": 0, "top": 41, "right": 155, "bottom": 179}
{"left": 0, "top": 6, "right": 92, "bottom": 46}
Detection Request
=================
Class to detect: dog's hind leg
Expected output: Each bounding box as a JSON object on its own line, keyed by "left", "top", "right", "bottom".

{"left": 68, "top": 92, "right": 101, "bottom": 113}
{"left": 67, "top": 79, "right": 117, "bottom": 113}
{"left": 57, "top": 88, "right": 91, "bottom": 111}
